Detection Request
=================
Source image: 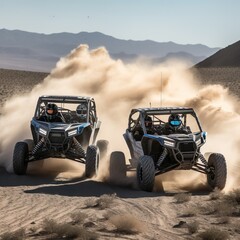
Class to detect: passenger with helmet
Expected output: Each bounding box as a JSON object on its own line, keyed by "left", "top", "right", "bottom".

{"left": 39, "top": 103, "right": 63, "bottom": 122}
{"left": 133, "top": 115, "right": 155, "bottom": 141}
{"left": 76, "top": 103, "right": 88, "bottom": 122}
{"left": 144, "top": 115, "right": 155, "bottom": 134}
{"left": 162, "top": 113, "right": 190, "bottom": 134}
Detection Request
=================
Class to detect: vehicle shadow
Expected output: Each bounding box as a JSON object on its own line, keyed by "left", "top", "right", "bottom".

{"left": 24, "top": 179, "right": 168, "bottom": 198}
{"left": 23, "top": 175, "right": 211, "bottom": 199}
{"left": 0, "top": 167, "right": 85, "bottom": 187}
{"left": 0, "top": 167, "right": 211, "bottom": 199}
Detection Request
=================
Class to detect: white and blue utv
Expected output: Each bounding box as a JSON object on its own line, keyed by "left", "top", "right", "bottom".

{"left": 12, "top": 95, "right": 108, "bottom": 177}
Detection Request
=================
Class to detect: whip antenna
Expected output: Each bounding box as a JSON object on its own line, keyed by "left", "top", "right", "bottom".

{"left": 160, "top": 72, "right": 163, "bottom": 107}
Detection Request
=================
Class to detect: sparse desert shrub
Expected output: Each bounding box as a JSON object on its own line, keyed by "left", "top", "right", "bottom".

{"left": 96, "top": 194, "right": 116, "bottom": 210}
{"left": 218, "top": 216, "right": 230, "bottom": 224}
{"left": 213, "top": 201, "right": 234, "bottom": 216}
{"left": 181, "top": 206, "right": 198, "bottom": 217}
{"left": 42, "top": 219, "right": 59, "bottom": 235}
{"left": 187, "top": 221, "right": 199, "bottom": 234}
{"left": 109, "top": 214, "right": 144, "bottom": 234}
{"left": 84, "top": 194, "right": 116, "bottom": 210}
{"left": 174, "top": 193, "right": 192, "bottom": 203}
{"left": 233, "top": 223, "right": 240, "bottom": 234}
{"left": 42, "top": 219, "right": 98, "bottom": 239}
{"left": 199, "top": 203, "right": 216, "bottom": 215}
{"left": 224, "top": 188, "right": 240, "bottom": 205}
{"left": 209, "top": 188, "right": 224, "bottom": 200}
{"left": 197, "top": 227, "right": 230, "bottom": 240}
{"left": 71, "top": 212, "right": 88, "bottom": 224}
{"left": 200, "top": 201, "right": 234, "bottom": 216}
{"left": 84, "top": 197, "right": 98, "bottom": 208}
{"left": 0, "top": 228, "right": 25, "bottom": 240}
{"left": 102, "top": 210, "right": 115, "bottom": 220}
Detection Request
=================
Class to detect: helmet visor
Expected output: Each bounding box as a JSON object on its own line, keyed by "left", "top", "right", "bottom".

{"left": 170, "top": 120, "right": 181, "bottom": 126}
{"left": 77, "top": 109, "right": 87, "bottom": 115}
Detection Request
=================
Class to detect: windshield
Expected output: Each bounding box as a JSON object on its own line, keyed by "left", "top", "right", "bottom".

{"left": 34, "top": 99, "right": 96, "bottom": 125}
{"left": 143, "top": 113, "right": 201, "bottom": 133}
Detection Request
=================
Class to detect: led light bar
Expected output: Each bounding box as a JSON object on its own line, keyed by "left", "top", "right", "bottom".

{"left": 164, "top": 140, "right": 175, "bottom": 147}
{"left": 39, "top": 128, "right": 47, "bottom": 136}
{"left": 68, "top": 129, "right": 77, "bottom": 137}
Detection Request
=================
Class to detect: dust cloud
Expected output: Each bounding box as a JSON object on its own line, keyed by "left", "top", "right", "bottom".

{"left": 0, "top": 44, "right": 239, "bottom": 191}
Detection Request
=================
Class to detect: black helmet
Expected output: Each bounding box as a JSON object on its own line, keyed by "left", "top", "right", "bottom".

{"left": 144, "top": 115, "right": 152, "bottom": 128}
{"left": 46, "top": 103, "right": 58, "bottom": 120}
{"left": 168, "top": 114, "right": 182, "bottom": 128}
{"left": 76, "top": 104, "right": 87, "bottom": 120}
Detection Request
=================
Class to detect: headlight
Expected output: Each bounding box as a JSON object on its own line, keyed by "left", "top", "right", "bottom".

{"left": 164, "top": 140, "right": 175, "bottom": 147}
{"left": 39, "top": 128, "right": 47, "bottom": 136}
{"left": 68, "top": 129, "right": 77, "bottom": 137}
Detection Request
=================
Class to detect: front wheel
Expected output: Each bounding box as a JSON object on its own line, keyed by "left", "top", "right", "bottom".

{"left": 23, "top": 139, "right": 34, "bottom": 152}
{"left": 85, "top": 145, "right": 100, "bottom": 178}
{"left": 137, "top": 155, "right": 155, "bottom": 192}
{"left": 207, "top": 153, "right": 227, "bottom": 190}
{"left": 13, "top": 142, "right": 29, "bottom": 175}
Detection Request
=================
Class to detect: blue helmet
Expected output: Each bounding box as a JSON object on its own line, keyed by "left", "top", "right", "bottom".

{"left": 168, "top": 114, "right": 182, "bottom": 128}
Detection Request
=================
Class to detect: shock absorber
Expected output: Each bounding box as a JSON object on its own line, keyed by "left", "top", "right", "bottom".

{"left": 198, "top": 153, "right": 208, "bottom": 166}
{"left": 32, "top": 138, "right": 44, "bottom": 155}
{"left": 157, "top": 148, "right": 168, "bottom": 168}
{"left": 73, "top": 137, "right": 86, "bottom": 157}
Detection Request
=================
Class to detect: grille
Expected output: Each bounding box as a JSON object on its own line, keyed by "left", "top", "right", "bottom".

{"left": 49, "top": 131, "right": 65, "bottom": 144}
{"left": 179, "top": 142, "right": 196, "bottom": 152}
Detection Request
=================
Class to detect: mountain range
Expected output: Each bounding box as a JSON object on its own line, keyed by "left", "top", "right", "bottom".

{"left": 195, "top": 40, "right": 240, "bottom": 67}
{"left": 0, "top": 29, "right": 220, "bottom": 72}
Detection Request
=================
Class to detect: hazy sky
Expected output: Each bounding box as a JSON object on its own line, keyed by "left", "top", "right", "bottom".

{"left": 1, "top": 0, "right": 239, "bottom": 47}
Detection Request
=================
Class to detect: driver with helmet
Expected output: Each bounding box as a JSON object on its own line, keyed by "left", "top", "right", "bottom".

{"left": 162, "top": 113, "right": 190, "bottom": 135}
{"left": 39, "top": 103, "right": 63, "bottom": 122}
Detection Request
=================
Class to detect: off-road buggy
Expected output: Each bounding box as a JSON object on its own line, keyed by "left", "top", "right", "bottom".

{"left": 12, "top": 95, "right": 108, "bottom": 177}
{"left": 121, "top": 107, "right": 227, "bottom": 192}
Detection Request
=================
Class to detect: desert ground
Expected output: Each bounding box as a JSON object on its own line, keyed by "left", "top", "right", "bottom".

{"left": 0, "top": 67, "right": 240, "bottom": 240}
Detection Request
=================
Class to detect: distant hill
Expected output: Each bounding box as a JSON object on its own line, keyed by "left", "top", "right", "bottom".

{"left": 0, "top": 29, "right": 219, "bottom": 72}
{"left": 152, "top": 52, "right": 204, "bottom": 65}
{"left": 195, "top": 40, "right": 240, "bottom": 67}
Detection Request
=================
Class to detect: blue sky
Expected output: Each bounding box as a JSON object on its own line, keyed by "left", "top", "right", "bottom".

{"left": 1, "top": 0, "right": 240, "bottom": 47}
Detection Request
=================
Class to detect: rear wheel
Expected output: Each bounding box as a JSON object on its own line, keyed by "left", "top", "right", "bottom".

{"left": 137, "top": 155, "right": 155, "bottom": 192}
{"left": 96, "top": 140, "right": 109, "bottom": 159}
{"left": 85, "top": 145, "right": 99, "bottom": 178}
{"left": 207, "top": 153, "right": 227, "bottom": 190}
{"left": 13, "top": 142, "right": 29, "bottom": 175}
{"left": 109, "top": 151, "right": 126, "bottom": 180}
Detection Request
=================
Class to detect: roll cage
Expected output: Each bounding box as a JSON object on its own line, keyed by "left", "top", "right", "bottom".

{"left": 34, "top": 95, "right": 98, "bottom": 126}
{"left": 128, "top": 107, "right": 203, "bottom": 135}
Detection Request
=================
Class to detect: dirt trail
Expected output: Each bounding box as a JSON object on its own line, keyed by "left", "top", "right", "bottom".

{"left": 0, "top": 167, "right": 186, "bottom": 239}
{"left": 2, "top": 162, "right": 239, "bottom": 239}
